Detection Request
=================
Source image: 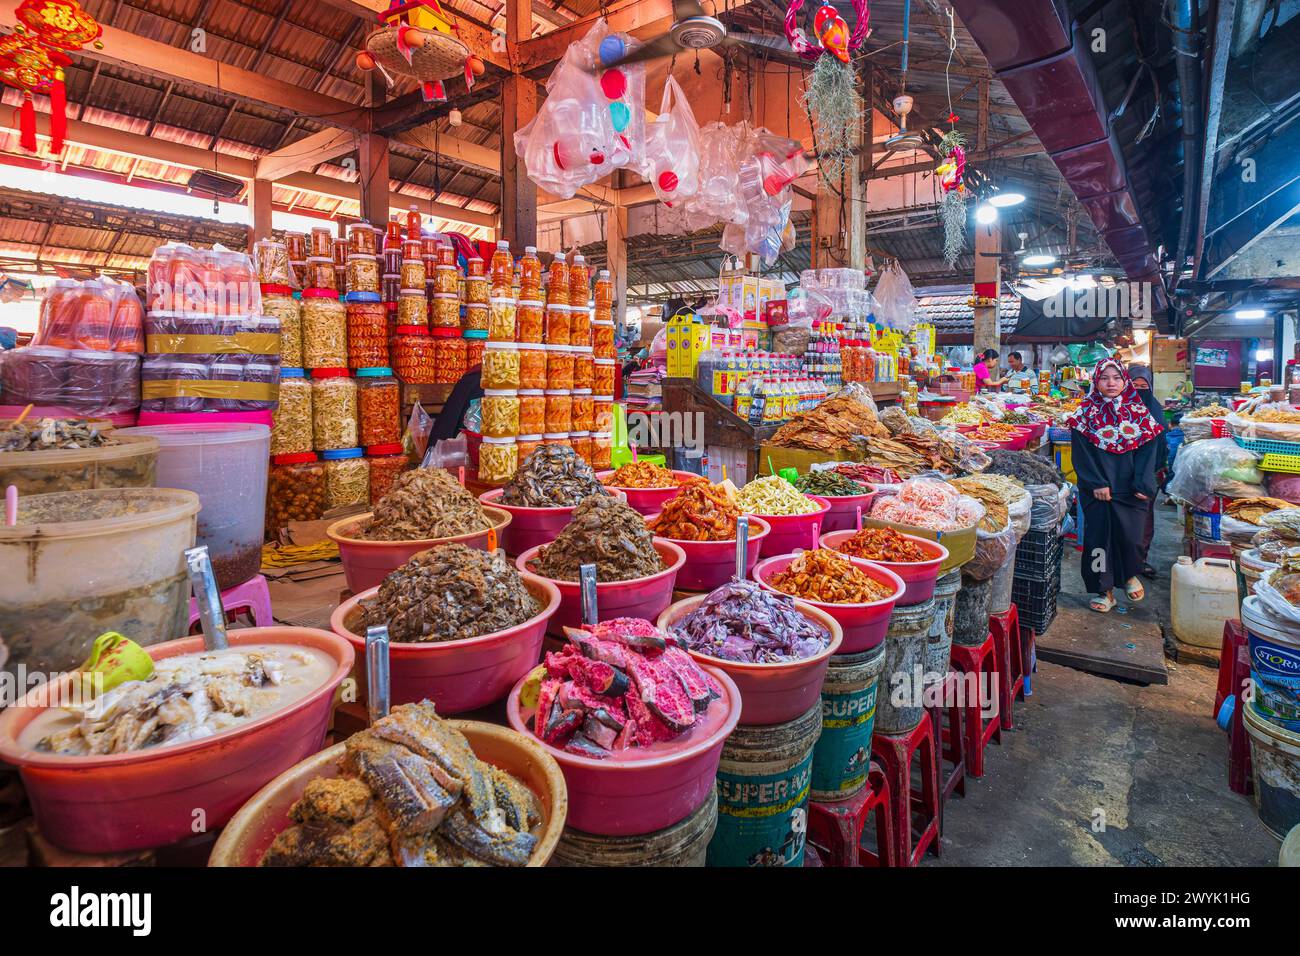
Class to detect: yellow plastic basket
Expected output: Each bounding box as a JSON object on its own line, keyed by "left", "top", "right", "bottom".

{"left": 1260, "top": 452, "right": 1300, "bottom": 474}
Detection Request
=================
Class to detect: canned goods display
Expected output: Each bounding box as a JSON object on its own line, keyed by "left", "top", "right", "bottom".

{"left": 546, "top": 347, "right": 574, "bottom": 389}
{"left": 398, "top": 290, "right": 426, "bottom": 327}
{"left": 594, "top": 357, "right": 615, "bottom": 394}
{"left": 302, "top": 291, "right": 346, "bottom": 368}
{"left": 346, "top": 300, "right": 388, "bottom": 368}
{"left": 432, "top": 293, "right": 461, "bottom": 329}
{"left": 482, "top": 389, "right": 520, "bottom": 438}
{"left": 572, "top": 345, "right": 594, "bottom": 389}
{"left": 517, "top": 300, "right": 544, "bottom": 342}
{"left": 311, "top": 369, "right": 358, "bottom": 451}
{"left": 544, "top": 389, "right": 572, "bottom": 433}
{"left": 519, "top": 343, "right": 546, "bottom": 389}
{"left": 356, "top": 368, "right": 400, "bottom": 446}
{"left": 432, "top": 330, "right": 466, "bottom": 384}
{"left": 488, "top": 297, "right": 516, "bottom": 341}
{"left": 346, "top": 255, "right": 381, "bottom": 295}
{"left": 518, "top": 389, "right": 545, "bottom": 434}
{"left": 479, "top": 436, "right": 518, "bottom": 484}
{"left": 401, "top": 258, "right": 426, "bottom": 290}
{"left": 571, "top": 388, "right": 594, "bottom": 432}
{"left": 545, "top": 304, "right": 570, "bottom": 346}
{"left": 482, "top": 341, "right": 521, "bottom": 389}
{"left": 392, "top": 325, "right": 436, "bottom": 383}
{"left": 464, "top": 302, "right": 488, "bottom": 333}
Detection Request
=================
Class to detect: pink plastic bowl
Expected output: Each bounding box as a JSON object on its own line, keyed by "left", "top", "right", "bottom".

{"left": 327, "top": 505, "right": 513, "bottom": 594}
{"left": 516, "top": 539, "right": 686, "bottom": 636}
{"left": 596, "top": 469, "right": 699, "bottom": 516}
{"left": 820, "top": 528, "right": 948, "bottom": 606}
{"left": 753, "top": 553, "right": 905, "bottom": 653}
{"left": 479, "top": 488, "right": 627, "bottom": 557}
{"left": 652, "top": 516, "right": 771, "bottom": 593}
{"left": 1022, "top": 421, "right": 1046, "bottom": 442}
{"left": 330, "top": 572, "right": 561, "bottom": 712}
{"left": 506, "top": 661, "right": 741, "bottom": 835}
{"left": 0, "top": 626, "right": 353, "bottom": 854}
{"left": 818, "top": 489, "right": 877, "bottom": 534}
{"left": 656, "top": 596, "right": 843, "bottom": 725}
{"left": 746, "top": 495, "right": 832, "bottom": 556}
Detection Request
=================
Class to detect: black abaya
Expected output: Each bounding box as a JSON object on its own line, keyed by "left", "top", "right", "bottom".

{"left": 1071, "top": 428, "right": 1159, "bottom": 595}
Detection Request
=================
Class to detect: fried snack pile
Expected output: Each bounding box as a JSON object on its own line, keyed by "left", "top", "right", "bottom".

{"left": 735, "top": 476, "right": 820, "bottom": 516}
{"left": 602, "top": 461, "right": 682, "bottom": 489}
{"left": 834, "top": 527, "right": 932, "bottom": 562}
{"left": 965, "top": 422, "right": 1022, "bottom": 442}
{"left": 1225, "top": 496, "right": 1295, "bottom": 525}
{"left": 769, "top": 548, "right": 894, "bottom": 604}
{"left": 648, "top": 479, "right": 741, "bottom": 541}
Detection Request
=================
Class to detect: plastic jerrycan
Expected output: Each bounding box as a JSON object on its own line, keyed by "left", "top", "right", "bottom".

{"left": 1171, "top": 556, "right": 1238, "bottom": 648}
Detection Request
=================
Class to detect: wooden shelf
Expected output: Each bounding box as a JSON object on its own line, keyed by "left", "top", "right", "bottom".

{"left": 661, "top": 378, "right": 779, "bottom": 451}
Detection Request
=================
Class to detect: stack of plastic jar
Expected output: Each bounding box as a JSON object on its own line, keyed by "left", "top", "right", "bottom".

{"left": 479, "top": 436, "right": 518, "bottom": 485}
{"left": 432, "top": 292, "right": 461, "bottom": 330}
{"left": 545, "top": 302, "right": 570, "bottom": 346}
{"left": 398, "top": 290, "right": 427, "bottom": 328}
{"left": 571, "top": 388, "right": 594, "bottom": 433}
{"left": 517, "top": 299, "right": 543, "bottom": 343}
{"left": 346, "top": 295, "right": 388, "bottom": 368}
{"left": 366, "top": 442, "right": 408, "bottom": 505}
{"left": 463, "top": 331, "right": 486, "bottom": 370}
{"left": 262, "top": 285, "right": 302, "bottom": 367}
{"left": 271, "top": 368, "right": 313, "bottom": 455}
{"left": 348, "top": 222, "right": 378, "bottom": 255}
{"left": 488, "top": 296, "right": 516, "bottom": 341}
{"left": 593, "top": 394, "right": 615, "bottom": 432}
{"left": 267, "top": 452, "right": 326, "bottom": 533}
{"left": 570, "top": 302, "right": 592, "bottom": 349}
{"left": 346, "top": 254, "right": 381, "bottom": 296}
{"left": 356, "top": 367, "right": 400, "bottom": 446}
{"left": 593, "top": 318, "right": 616, "bottom": 360}
{"left": 311, "top": 368, "right": 358, "bottom": 451}
{"left": 482, "top": 389, "right": 520, "bottom": 438}
{"left": 518, "top": 388, "right": 545, "bottom": 436}
{"left": 544, "top": 389, "right": 572, "bottom": 435}
{"left": 302, "top": 289, "right": 346, "bottom": 368}
{"left": 516, "top": 434, "right": 542, "bottom": 464}
{"left": 571, "top": 431, "right": 591, "bottom": 465}
{"left": 594, "top": 357, "right": 616, "bottom": 396}
{"left": 432, "top": 328, "right": 466, "bottom": 385}
{"left": 519, "top": 342, "right": 546, "bottom": 390}
{"left": 482, "top": 340, "right": 520, "bottom": 390}
{"left": 591, "top": 430, "right": 612, "bottom": 470}
{"left": 322, "top": 447, "right": 369, "bottom": 510}
{"left": 572, "top": 345, "right": 594, "bottom": 390}
{"left": 393, "top": 326, "right": 436, "bottom": 384}
{"left": 546, "top": 345, "right": 574, "bottom": 390}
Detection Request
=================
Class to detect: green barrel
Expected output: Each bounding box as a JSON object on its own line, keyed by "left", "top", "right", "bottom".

{"left": 810, "top": 644, "right": 886, "bottom": 801}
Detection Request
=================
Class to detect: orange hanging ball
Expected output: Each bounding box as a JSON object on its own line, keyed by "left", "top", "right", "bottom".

{"left": 467, "top": 55, "right": 485, "bottom": 76}
{"left": 356, "top": 50, "right": 376, "bottom": 70}
{"left": 404, "top": 28, "right": 427, "bottom": 48}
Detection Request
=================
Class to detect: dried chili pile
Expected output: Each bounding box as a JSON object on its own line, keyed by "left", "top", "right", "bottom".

{"left": 648, "top": 479, "right": 741, "bottom": 541}
{"left": 834, "top": 527, "right": 932, "bottom": 562}
{"left": 769, "top": 548, "right": 894, "bottom": 604}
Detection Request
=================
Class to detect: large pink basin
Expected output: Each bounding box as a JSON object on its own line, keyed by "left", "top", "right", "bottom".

{"left": 753, "top": 553, "right": 905, "bottom": 653}
{"left": 0, "top": 626, "right": 353, "bottom": 854}
{"left": 820, "top": 528, "right": 948, "bottom": 606}
{"left": 516, "top": 539, "right": 686, "bottom": 635}
{"left": 506, "top": 661, "right": 741, "bottom": 835}
{"left": 479, "top": 488, "right": 627, "bottom": 557}
{"left": 330, "top": 572, "right": 560, "bottom": 712}
{"left": 817, "top": 489, "right": 878, "bottom": 533}
{"left": 596, "top": 469, "right": 698, "bottom": 516}
{"left": 656, "top": 595, "right": 843, "bottom": 725}
{"left": 745, "top": 495, "right": 831, "bottom": 555}
{"left": 653, "top": 516, "right": 771, "bottom": 593}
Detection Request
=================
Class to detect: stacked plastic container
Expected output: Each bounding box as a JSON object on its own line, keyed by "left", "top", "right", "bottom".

{"left": 479, "top": 241, "right": 520, "bottom": 485}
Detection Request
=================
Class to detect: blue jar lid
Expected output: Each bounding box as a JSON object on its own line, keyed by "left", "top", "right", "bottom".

{"left": 321, "top": 447, "right": 364, "bottom": 460}
{"left": 463, "top": 329, "right": 489, "bottom": 339}
{"left": 356, "top": 366, "right": 395, "bottom": 377}
{"left": 345, "top": 291, "right": 383, "bottom": 303}
{"left": 280, "top": 367, "right": 306, "bottom": 378}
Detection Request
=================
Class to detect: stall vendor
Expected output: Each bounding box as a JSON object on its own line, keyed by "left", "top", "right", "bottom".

{"left": 1004, "top": 351, "right": 1036, "bottom": 390}
{"left": 974, "top": 348, "right": 1001, "bottom": 390}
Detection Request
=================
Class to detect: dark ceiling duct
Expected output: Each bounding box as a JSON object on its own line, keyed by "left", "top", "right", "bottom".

{"left": 949, "top": 0, "right": 1168, "bottom": 316}
{"left": 1170, "top": 0, "right": 1202, "bottom": 283}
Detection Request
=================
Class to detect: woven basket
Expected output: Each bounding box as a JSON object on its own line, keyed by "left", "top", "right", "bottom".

{"left": 366, "top": 27, "right": 469, "bottom": 81}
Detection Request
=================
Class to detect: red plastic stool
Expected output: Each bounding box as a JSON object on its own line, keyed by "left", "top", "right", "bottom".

{"left": 188, "top": 573, "right": 274, "bottom": 631}
{"left": 989, "top": 604, "right": 1026, "bottom": 730}
{"left": 924, "top": 670, "right": 966, "bottom": 815}
{"left": 949, "top": 634, "right": 1002, "bottom": 778}
{"left": 1216, "top": 619, "right": 1253, "bottom": 796}
{"left": 807, "top": 761, "right": 895, "bottom": 867}
{"left": 871, "top": 714, "right": 941, "bottom": 867}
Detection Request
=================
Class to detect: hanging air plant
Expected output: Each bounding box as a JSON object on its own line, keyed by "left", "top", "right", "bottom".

{"left": 937, "top": 127, "right": 967, "bottom": 268}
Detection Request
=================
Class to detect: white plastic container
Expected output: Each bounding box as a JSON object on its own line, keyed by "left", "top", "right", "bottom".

{"left": 118, "top": 423, "right": 270, "bottom": 590}
{"left": 1171, "top": 556, "right": 1238, "bottom": 648}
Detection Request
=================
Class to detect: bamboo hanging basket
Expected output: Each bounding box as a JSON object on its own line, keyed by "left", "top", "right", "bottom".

{"left": 365, "top": 26, "right": 468, "bottom": 81}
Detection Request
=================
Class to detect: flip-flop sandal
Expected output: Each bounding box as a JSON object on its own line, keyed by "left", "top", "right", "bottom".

{"left": 1125, "top": 577, "right": 1145, "bottom": 602}
{"left": 1141, "top": 564, "right": 1157, "bottom": 580}
{"left": 1090, "top": 593, "right": 1116, "bottom": 613}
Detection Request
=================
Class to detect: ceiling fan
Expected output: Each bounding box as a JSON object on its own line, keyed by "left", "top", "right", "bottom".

{"left": 589, "top": 0, "right": 790, "bottom": 72}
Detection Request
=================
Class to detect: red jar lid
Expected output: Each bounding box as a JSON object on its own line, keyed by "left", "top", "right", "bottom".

{"left": 395, "top": 325, "right": 429, "bottom": 335}
{"left": 366, "top": 443, "right": 405, "bottom": 456}
{"left": 431, "top": 327, "right": 461, "bottom": 338}
{"left": 272, "top": 452, "right": 318, "bottom": 464}
{"left": 310, "top": 367, "right": 351, "bottom": 378}
{"left": 302, "top": 288, "right": 340, "bottom": 299}
{"left": 260, "top": 283, "right": 292, "bottom": 295}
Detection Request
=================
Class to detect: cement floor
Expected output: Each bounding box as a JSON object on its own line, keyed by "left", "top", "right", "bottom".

{"left": 934, "top": 499, "right": 1280, "bottom": 866}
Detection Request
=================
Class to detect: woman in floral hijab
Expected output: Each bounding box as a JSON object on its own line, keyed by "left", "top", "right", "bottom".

{"left": 1069, "top": 359, "right": 1163, "bottom": 612}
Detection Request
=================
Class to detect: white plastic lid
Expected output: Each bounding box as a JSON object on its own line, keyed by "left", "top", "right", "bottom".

{"left": 497, "top": 240, "right": 510, "bottom": 249}
{"left": 482, "top": 436, "right": 516, "bottom": 445}
{"left": 484, "top": 389, "right": 519, "bottom": 397}
{"left": 519, "top": 389, "right": 544, "bottom": 396}
{"left": 485, "top": 340, "right": 516, "bottom": 349}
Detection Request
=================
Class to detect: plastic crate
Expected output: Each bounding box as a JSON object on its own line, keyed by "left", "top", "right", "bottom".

{"left": 1012, "top": 565, "right": 1059, "bottom": 614}
{"left": 1260, "top": 452, "right": 1300, "bottom": 474}
{"left": 1015, "top": 530, "right": 1063, "bottom": 582}
{"left": 1018, "top": 598, "right": 1058, "bottom": 634}
{"left": 1049, "top": 426, "right": 1071, "bottom": 442}
{"left": 1233, "top": 434, "right": 1300, "bottom": 457}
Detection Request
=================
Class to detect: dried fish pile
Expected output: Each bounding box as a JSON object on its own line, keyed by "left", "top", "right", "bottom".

{"left": 501, "top": 444, "right": 608, "bottom": 507}
{"left": 362, "top": 468, "right": 490, "bottom": 541}
{"left": 859, "top": 429, "right": 968, "bottom": 478}
{"left": 947, "top": 476, "right": 1013, "bottom": 532}
{"left": 669, "top": 579, "right": 831, "bottom": 663}
{"left": 261, "top": 702, "right": 543, "bottom": 867}
{"left": 1, "top": 417, "right": 118, "bottom": 452}
{"left": 532, "top": 495, "right": 663, "bottom": 583}
{"left": 530, "top": 619, "right": 725, "bottom": 757}
{"left": 983, "top": 449, "right": 1066, "bottom": 487}
{"left": 770, "top": 394, "right": 890, "bottom": 451}
{"left": 363, "top": 544, "right": 539, "bottom": 643}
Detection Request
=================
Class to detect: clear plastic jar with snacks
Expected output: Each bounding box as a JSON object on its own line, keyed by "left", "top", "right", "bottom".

{"left": 463, "top": 331, "right": 486, "bottom": 369}
{"left": 392, "top": 325, "right": 436, "bottom": 384}
{"left": 271, "top": 369, "right": 313, "bottom": 455}
{"left": 432, "top": 328, "right": 466, "bottom": 385}
{"left": 346, "top": 255, "right": 381, "bottom": 295}
{"left": 518, "top": 343, "right": 546, "bottom": 389}
{"left": 482, "top": 389, "right": 520, "bottom": 438}
{"left": 466, "top": 255, "right": 485, "bottom": 277}
{"left": 382, "top": 273, "right": 401, "bottom": 303}
{"left": 322, "top": 448, "right": 370, "bottom": 510}
{"left": 488, "top": 297, "right": 516, "bottom": 341}
{"left": 593, "top": 321, "right": 616, "bottom": 358}
{"left": 301, "top": 290, "right": 346, "bottom": 368}
{"left": 593, "top": 394, "right": 615, "bottom": 432}
{"left": 479, "top": 436, "right": 518, "bottom": 485}
{"left": 516, "top": 434, "right": 542, "bottom": 463}
{"left": 347, "top": 222, "right": 378, "bottom": 255}
{"left": 262, "top": 286, "right": 302, "bottom": 367}
{"left": 253, "top": 241, "right": 293, "bottom": 286}
{"left": 594, "top": 358, "right": 615, "bottom": 395}
{"left": 547, "top": 347, "right": 574, "bottom": 389}
{"left": 570, "top": 430, "right": 592, "bottom": 465}
{"left": 356, "top": 367, "right": 400, "bottom": 446}
{"left": 518, "top": 389, "right": 545, "bottom": 435}
{"left": 545, "top": 304, "right": 570, "bottom": 346}
{"left": 570, "top": 305, "right": 593, "bottom": 348}
{"left": 591, "top": 430, "right": 613, "bottom": 470}
{"left": 464, "top": 303, "right": 489, "bottom": 333}
{"left": 267, "top": 453, "right": 326, "bottom": 532}
{"left": 285, "top": 231, "right": 307, "bottom": 263}
{"left": 310, "top": 226, "right": 333, "bottom": 259}
{"left": 398, "top": 290, "right": 426, "bottom": 327}
{"left": 333, "top": 238, "right": 348, "bottom": 268}
{"left": 571, "top": 388, "right": 594, "bottom": 432}
{"left": 572, "top": 345, "right": 594, "bottom": 390}
{"left": 464, "top": 276, "right": 488, "bottom": 306}
{"left": 311, "top": 368, "right": 358, "bottom": 450}
{"left": 346, "top": 297, "right": 389, "bottom": 369}
{"left": 366, "top": 443, "right": 408, "bottom": 506}
{"left": 544, "top": 389, "right": 572, "bottom": 433}
{"left": 432, "top": 293, "right": 461, "bottom": 329}
{"left": 432, "top": 264, "right": 458, "bottom": 296}
{"left": 517, "top": 300, "right": 544, "bottom": 343}
{"left": 542, "top": 432, "right": 570, "bottom": 449}
{"left": 305, "top": 256, "right": 336, "bottom": 291}
{"left": 402, "top": 258, "right": 426, "bottom": 291}
{"left": 482, "top": 341, "right": 520, "bottom": 389}
{"left": 383, "top": 246, "right": 403, "bottom": 275}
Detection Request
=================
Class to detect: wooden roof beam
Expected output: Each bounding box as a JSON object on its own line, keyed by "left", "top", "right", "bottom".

{"left": 255, "top": 128, "right": 359, "bottom": 181}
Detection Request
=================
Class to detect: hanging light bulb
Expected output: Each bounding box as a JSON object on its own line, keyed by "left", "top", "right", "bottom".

{"left": 448, "top": 108, "right": 462, "bottom": 128}
{"left": 975, "top": 203, "right": 998, "bottom": 225}
{"left": 1022, "top": 253, "right": 1056, "bottom": 267}
{"left": 988, "top": 191, "right": 1026, "bottom": 208}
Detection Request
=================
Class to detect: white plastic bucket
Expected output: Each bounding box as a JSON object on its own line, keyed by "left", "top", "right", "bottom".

{"left": 1241, "top": 596, "right": 1300, "bottom": 732}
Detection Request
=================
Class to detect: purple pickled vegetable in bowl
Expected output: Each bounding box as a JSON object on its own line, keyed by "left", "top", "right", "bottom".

{"left": 668, "top": 579, "right": 831, "bottom": 664}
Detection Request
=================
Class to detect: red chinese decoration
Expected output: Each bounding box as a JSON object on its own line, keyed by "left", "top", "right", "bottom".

{"left": 3, "top": 0, "right": 103, "bottom": 155}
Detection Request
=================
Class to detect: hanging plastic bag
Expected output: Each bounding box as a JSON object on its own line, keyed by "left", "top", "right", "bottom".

{"left": 687, "top": 121, "right": 747, "bottom": 225}
{"left": 965, "top": 521, "right": 1018, "bottom": 582}
{"left": 1166, "top": 437, "right": 1265, "bottom": 505}
{"left": 873, "top": 261, "right": 917, "bottom": 330}
{"left": 644, "top": 75, "right": 701, "bottom": 205}
{"left": 588, "top": 20, "right": 648, "bottom": 174}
